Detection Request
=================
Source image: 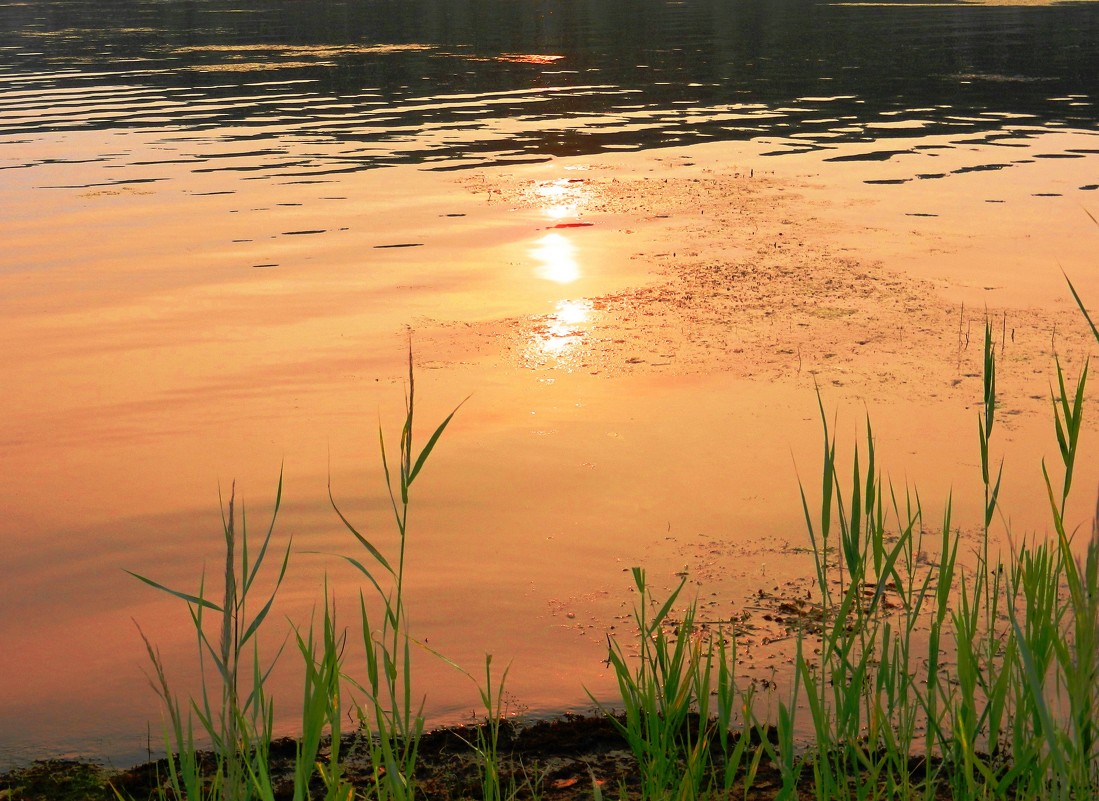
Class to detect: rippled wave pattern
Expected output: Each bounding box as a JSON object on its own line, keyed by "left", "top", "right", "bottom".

{"left": 1, "top": 0, "right": 1097, "bottom": 182}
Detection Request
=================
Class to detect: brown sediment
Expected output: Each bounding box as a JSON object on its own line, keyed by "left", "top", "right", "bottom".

{"left": 6, "top": 715, "right": 957, "bottom": 801}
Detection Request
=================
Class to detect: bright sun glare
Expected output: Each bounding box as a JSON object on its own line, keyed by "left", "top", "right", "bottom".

{"left": 531, "top": 299, "right": 593, "bottom": 360}
{"left": 531, "top": 232, "right": 580, "bottom": 284}
{"left": 524, "top": 175, "right": 599, "bottom": 364}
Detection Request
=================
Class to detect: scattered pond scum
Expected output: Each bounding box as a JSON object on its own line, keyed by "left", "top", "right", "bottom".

{"left": 4, "top": 296, "right": 1099, "bottom": 799}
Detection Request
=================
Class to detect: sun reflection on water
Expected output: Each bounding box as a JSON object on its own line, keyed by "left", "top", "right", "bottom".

{"left": 532, "top": 176, "right": 593, "bottom": 222}
{"left": 534, "top": 180, "right": 580, "bottom": 220}
{"left": 521, "top": 173, "right": 603, "bottom": 369}
{"left": 525, "top": 298, "right": 594, "bottom": 367}
{"left": 530, "top": 232, "right": 580, "bottom": 284}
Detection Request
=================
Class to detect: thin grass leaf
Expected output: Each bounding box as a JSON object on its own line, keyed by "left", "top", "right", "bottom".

{"left": 1051, "top": 357, "right": 1089, "bottom": 512}
{"left": 240, "top": 539, "right": 293, "bottom": 648}
{"left": 407, "top": 397, "right": 469, "bottom": 488}
{"left": 125, "top": 570, "right": 223, "bottom": 612}
{"left": 1010, "top": 606, "right": 1068, "bottom": 781}
{"left": 242, "top": 468, "right": 284, "bottom": 596}
{"left": 328, "top": 482, "right": 395, "bottom": 576}
{"left": 239, "top": 590, "right": 280, "bottom": 651}
{"left": 1065, "top": 268, "right": 1099, "bottom": 345}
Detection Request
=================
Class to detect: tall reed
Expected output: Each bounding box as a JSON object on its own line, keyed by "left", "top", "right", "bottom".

{"left": 592, "top": 567, "right": 766, "bottom": 801}
{"left": 330, "top": 349, "right": 465, "bottom": 801}
{"left": 779, "top": 307, "right": 1099, "bottom": 800}
{"left": 129, "top": 478, "right": 290, "bottom": 801}
{"left": 131, "top": 349, "right": 464, "bottom": 801}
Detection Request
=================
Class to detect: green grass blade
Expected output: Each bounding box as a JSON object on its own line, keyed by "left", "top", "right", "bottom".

{"left": 329, "top": 482, "right": 395, "bottom": 576}
{"left": 125, "top": 570, "right": 222, "bottom": 612}
{"left": 407, "top": 397, "right": 469, "bottom": 488}
{"left": 1064, "top": 268, "right": 1099, "bottom": 345}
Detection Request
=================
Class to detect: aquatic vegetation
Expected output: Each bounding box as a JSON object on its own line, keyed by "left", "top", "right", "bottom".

{"left": 127, "top": 476, "right": 290, "bottom": 801}
{"left": 329, "top": 350, "right": 465, "bottom": 801}
{"left": 119, "top": 287, "right": 1099, "bottom": 801}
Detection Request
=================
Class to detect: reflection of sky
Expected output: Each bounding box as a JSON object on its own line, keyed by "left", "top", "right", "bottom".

{"left": 525, "top": 176, "right": 596, "bottom": 366}
{"left": 527, "top": 299, "right": 593, "bottom": 364}
{"left": 529, "top": 176, "right": 593, "bottom": 284}
{"left": 531, "top": 232, "right": 579, "bottom": 284}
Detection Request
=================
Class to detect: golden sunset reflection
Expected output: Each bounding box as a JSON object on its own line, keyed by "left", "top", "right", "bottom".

{"left": 531, "top": 232, "right": 580, "bottom": 284}
{"left": 544, "top": 203, "right": 578, "bottom": 220}
{"left": 532, "top": 176, "right": 593, "bottom": 222}
{"left": 527, "top": 298, "right": 593, "bottom": 363}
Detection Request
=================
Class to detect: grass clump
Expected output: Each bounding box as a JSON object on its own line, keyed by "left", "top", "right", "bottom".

{"left": 127, "top": 476, "right": 290, "bottom": 801}
{"left": 585, "top": 290, "right": 1099, "bottom": 800}
{"left": 127, "top": 350, "right": 464, "bottom": 801}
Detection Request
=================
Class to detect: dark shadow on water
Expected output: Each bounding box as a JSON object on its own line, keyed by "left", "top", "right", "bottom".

{"left": 1, "top": 0, "right": 1097, "bottom": 173}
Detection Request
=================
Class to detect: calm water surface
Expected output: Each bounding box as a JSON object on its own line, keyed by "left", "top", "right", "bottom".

{"left": 2, "top": 0, "right": 1098, "bottom": 769}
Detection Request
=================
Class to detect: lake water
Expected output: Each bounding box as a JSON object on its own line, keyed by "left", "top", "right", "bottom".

{"left": 2, "top": 0, "right": 1099, "bottom": 770}
{"left": 4, "top": 0, "right": 1099, "bottom": 175}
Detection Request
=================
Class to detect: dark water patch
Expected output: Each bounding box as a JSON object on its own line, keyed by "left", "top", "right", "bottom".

{"left": 952, "top": 163, "right": 1011, "bottom": 174}
{"left": 1033, "top": 152, "right": 1085, "bottom": 159}
{"left": 373, "top": 242, "right": 424, "bottom": 249}
{"left": 917, "top": 173, "right": 946, "bottom": 179}
{"left": 864, "top": 178, "right": 910, "bottom": 185}
{"left": 760, "top": 147, "right": 826, "bottom": 157}
{"left": 424, "top": 156, "right": 552, "bottom": 171}
{"left": 252, "top": 263, "right": 278, "bottom": 268}
{"left": 3, "top": 0, "right": 1096, "bottom": 175}
{"left": 1081, "top": 184, "right": 1099, "bottom": 191}
{"left": 953, "top": 72, "right": 1054, "bottom": 85}
{"left": 1032, "top": 193, "right": 1062, "bottom": 197}
{"left": 906, "top": 212, "right": 938, "bottom": 217}
{"left": 826, "top": 149, "right": 914, "bottom": 163}
{"left": 281, "top": 229, "right": 325, "bottom": 235}
{"left": 441, "top": 213, "right": 466, "bottom": 217}
{"left": 27, "top": 156, "right": 112, "bottom": 167}
{"left": 41, "top": 177, "right": 165, "bottom": 188}
{"left": 271, "top": 164, "right": 377, "bottom": 178}
{"left": 985, "top": 199, "right": 1006, "bottom": 203}
{"left": 203, "top": 150, "right": 291, "bottom": 160}
{"left": 193, "top": 160, "right": 314, "bottom": 173}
